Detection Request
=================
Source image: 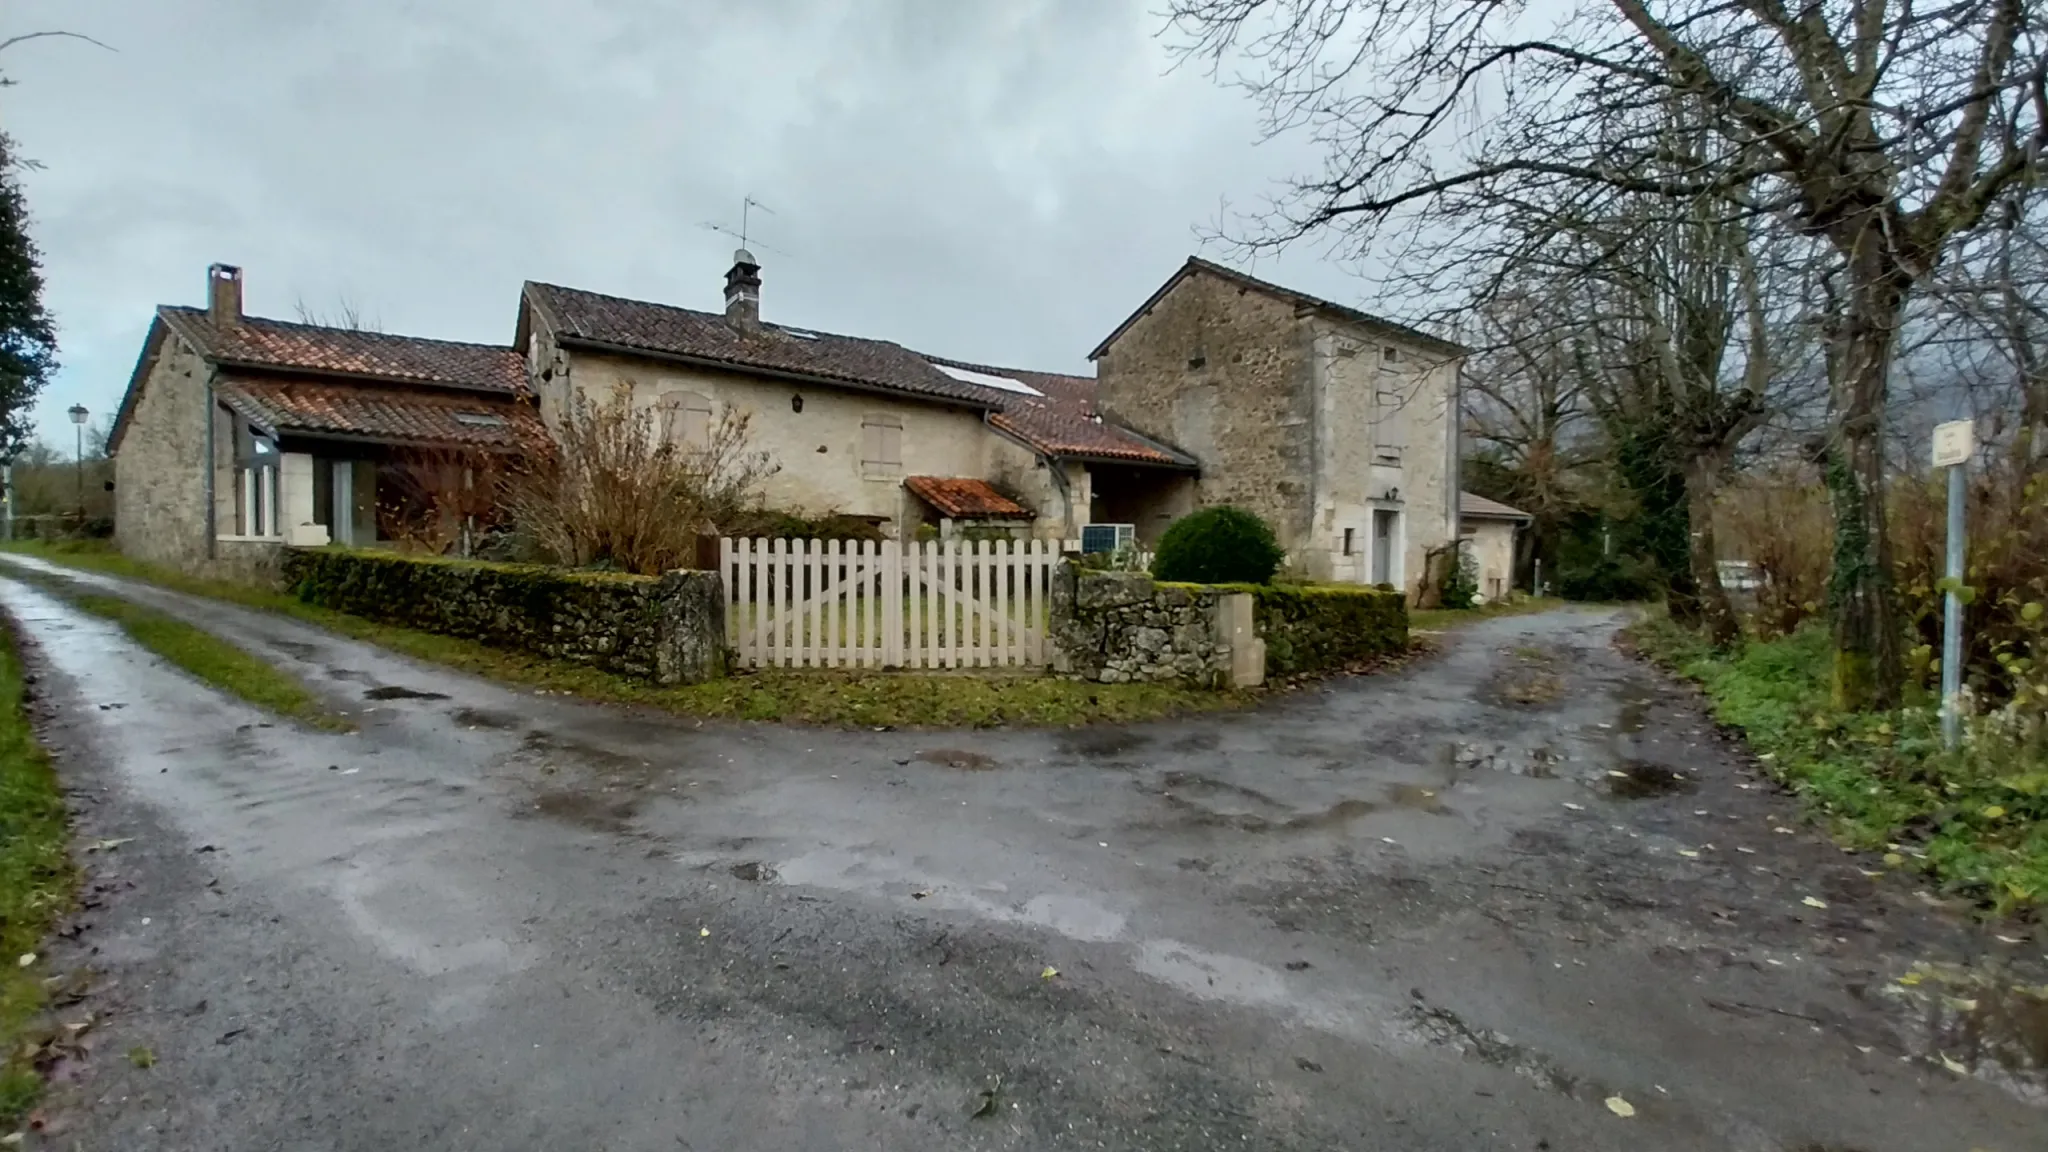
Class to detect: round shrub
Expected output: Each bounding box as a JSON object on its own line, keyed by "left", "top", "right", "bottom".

{"left": 1150, "top": 506, "right": 1284, "bottom": 585}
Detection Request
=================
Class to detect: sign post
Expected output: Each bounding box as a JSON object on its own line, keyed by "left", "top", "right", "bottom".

{"left": 1931, "top": 420, "right": 1975, "bottom": 749}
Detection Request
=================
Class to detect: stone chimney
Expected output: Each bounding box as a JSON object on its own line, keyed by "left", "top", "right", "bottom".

{"left": 723, "top": 249, "right": 761, "bottom": 330}
{"left": 208, "top": 263, "right": 244, "bottom": 325}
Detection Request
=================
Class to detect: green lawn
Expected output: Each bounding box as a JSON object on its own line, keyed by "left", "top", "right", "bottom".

{"left": 1, "top": 541, "right": 1248, "bottom": 729}
{"left": 0, "top": 621, "right": 76, "bottom": 1124}
{"left": 0, "top": 557, "right": 352, "bottom": 732}
{"left": 1632, "top": 615, "right": 2048, "bottom": 914}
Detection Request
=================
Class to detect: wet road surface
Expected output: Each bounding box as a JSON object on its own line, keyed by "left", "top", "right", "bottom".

{"left": 1, "top": 554, "right": 2043, "bottom": 1150}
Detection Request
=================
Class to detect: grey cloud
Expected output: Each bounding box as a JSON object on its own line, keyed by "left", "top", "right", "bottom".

{"left": 4, "top": 0, "right": 1376, "bottom": 447}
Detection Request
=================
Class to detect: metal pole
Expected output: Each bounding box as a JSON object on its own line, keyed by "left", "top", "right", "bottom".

{"left": 1, "top": 462, "right": 12, "bottom": 542}
{"left": 1941, "top": 461, "right": 1966, "bottom": 749}
{"left": 74, "top": 423, "right": 84, "bottom": 519}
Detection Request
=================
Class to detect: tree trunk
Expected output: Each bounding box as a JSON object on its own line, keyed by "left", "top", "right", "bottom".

{"left": 1683, "top": 455, "right": 1740, "bottom": 648}
{"left": 1824, "top": 239, "right": 1907, "bottom": 711}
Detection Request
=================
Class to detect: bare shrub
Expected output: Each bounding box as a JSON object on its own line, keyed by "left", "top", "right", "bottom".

{"left": 1894, "top": 468, "right": 2048, "bottom": 703}
{"left": 1717, "top": 470, "right": 1833, "bottom": 639}
{"left": 504, "top": 384, "right": 776, "bottom": 575}
{"left": 377, "top": 448, "right": 512, "bottom": 556}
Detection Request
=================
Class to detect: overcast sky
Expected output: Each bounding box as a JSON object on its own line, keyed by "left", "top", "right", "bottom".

{"left": 1, "top": 0, "right": 1393, "bottom": 450}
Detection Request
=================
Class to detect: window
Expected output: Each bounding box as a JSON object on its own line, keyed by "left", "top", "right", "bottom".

{"left": 1382, "top": 346, "right": 1403, "bottom": 364}
{"left": 227, "top": 417, "right": 281, "bottom": 539}
{"left": 454, "top": 411, "right": 506, "bottom": 428}
{"left": 861, "top": 414, "right": 903, "bottom": 473}
{"left": 659, "top": 392, "right": 714, "bottom": 450}
{"left": 1342, "top": 527, "right": 1355, "bottom": 556}
{"left": 1374, "top": 447, "right": 1404, "bottom": 467}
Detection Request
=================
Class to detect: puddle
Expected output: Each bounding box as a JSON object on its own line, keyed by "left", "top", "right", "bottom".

{"left": 917, "top": 749, "right": 999, "bottom": 771}
{"left": 450, "top": 707, "right": 520, "bottom": 730}
{"left": 1155, "top": 778, "right": 1374, "bottom": 834}
{"left": 524, "top": 789, "right": 639, "bottom": 834}
{"left": 1134, "top": 940, "right": 1292, "bottom": 1007}
{"left": 1886, "top": 963, "right": 2048, "bottom": 1103}
{"left": 1059, "top": 729, "right": 1152, "bottom": 759}
{"left": 364, "top": 685, "right": 449, "bottom": 701}
{"left": 1607, "top": 760, "right": 1695, "bottom": 799}
{"left": 1612, "top": 679, "right": 1657, "bottom": 734}
{"left": 270, "top": 639, "right": 319, "bottom": 661}
{"left": 1385, "top": 783, "right": 1447, "bottom": 813}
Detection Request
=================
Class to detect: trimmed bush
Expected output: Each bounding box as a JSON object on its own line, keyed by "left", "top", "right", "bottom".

{"left": 1233, "top": 583, "right": 1409, "bottom": 676}
{"left": 1151, "top": 506, "right": 1284, "bottom": 585}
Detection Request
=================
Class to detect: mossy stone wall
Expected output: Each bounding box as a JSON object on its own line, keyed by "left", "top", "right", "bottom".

{"left": 280, "top": 548, "right": 726, "bottom": 685}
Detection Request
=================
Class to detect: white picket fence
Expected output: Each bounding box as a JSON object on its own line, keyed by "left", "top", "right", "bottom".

{"left": 718, "top": 538, "right": 1060, "bottom": 669}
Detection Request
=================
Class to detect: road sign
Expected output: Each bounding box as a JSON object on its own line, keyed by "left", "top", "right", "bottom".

{"left": 1932, "top": 420, "right": 1975, "bottom": 468}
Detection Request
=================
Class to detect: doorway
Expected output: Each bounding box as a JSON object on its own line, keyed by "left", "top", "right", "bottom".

{"left": 1371, "top": 509, "right": 1399, "bottom": 585}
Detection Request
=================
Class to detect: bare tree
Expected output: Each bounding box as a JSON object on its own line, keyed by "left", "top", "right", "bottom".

{"left": 293, "top": 293, "right": 381, "bottom": 332}
{"left": 1165, "top": 0, "right": 2048, "bottom": 708}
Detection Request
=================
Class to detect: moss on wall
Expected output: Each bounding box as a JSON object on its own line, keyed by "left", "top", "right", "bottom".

{"left": 1213, "top": 582, "right": 1408, "bottom": 676}
{"left": 280, "top": 548, "right": 726, "bottom": 684}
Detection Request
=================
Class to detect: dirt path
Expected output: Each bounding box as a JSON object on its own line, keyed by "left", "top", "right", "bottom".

{"left": 1, "top": 555, "right": 2040, "bottom": 1150}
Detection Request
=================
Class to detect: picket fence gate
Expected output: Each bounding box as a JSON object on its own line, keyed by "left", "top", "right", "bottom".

{"left": 717, "top": 537, "right": 1060, "bottom": 669}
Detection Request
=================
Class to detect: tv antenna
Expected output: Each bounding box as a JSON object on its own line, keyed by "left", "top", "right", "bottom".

{"left": 700, "top": 196, "right": 788, "bottom": 258}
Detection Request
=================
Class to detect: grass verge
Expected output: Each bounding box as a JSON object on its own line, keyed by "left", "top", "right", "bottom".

{"left": 1410, "top": 595, "right": 1572, "bottom": 633}
{"left": 1631, "top": 614, "right": 2048, "bottom": 914}
{"left": 0, "top": 558, "right": 351, "bottom": 733}
{"left": 0, "top": 621, "right": 76, "bottom": 1123}
{"left": 1, "top": 541, "right": 1248, "bottom": 728}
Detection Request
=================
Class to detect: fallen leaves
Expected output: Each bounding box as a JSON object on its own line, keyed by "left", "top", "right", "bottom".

{"left": 1801, "top": 896, "right": 1828, "bottom": 909}
{"left": 127, "top": 1046, "right": 155, "bottom": 1069}
{"left": 1040, "top": 966, "right": 1059, "bottom": 980}
{"left": 1604, "top": 1095, "right": 1635, "bottom": 1117}
{"left": 1675, "top": 849, "right": 1700, "bottom": 859}
{"left": 85, "top": 838, "right": 133, "bottom": 854}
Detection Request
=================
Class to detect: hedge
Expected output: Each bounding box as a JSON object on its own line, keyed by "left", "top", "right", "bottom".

{"left": 1209, "top": 582, "right": 1409, "bottom": 677}
{"left": 280, "top": 548, "right": 726, "bottom": 685}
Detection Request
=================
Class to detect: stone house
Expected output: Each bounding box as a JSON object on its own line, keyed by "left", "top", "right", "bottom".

{"left": 1089, "top": 258, "right": 1467, "bottom": 590}
{"left": 112, "top": 255, "right": 1492, "bottom": 602}
{"left": 108, "top": 264, "right": 542, "bottom": 579}
{"left": 513, "top": 250, "right": 1197, "bottom": 544}
{"left": 1458, "top": 492, "right": 1532, "bottom": 602}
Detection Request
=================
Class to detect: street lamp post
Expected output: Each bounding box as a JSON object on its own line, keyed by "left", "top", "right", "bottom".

{"left": 68, "top": 404, "right": 88, "bottom": 523}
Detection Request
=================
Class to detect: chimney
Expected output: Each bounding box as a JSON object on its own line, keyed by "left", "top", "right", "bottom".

{"left": 208, "top": 263, "right": 244, "bottom": 325}
{"left": 723, "top": 249, "right": 761, "bottom": 330}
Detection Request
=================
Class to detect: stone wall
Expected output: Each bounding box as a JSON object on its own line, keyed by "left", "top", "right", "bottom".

{"left": 1049, "top": 563, "right": 1409, "bottom": 687}
{"left": 1047, "top": 566, "right": 1253, "bottom": 688}
{"left": 281, "top": 549, "right": 727, "bottom": 685}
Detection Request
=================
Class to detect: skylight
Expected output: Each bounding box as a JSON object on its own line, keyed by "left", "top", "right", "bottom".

{"left": 454, "top": 412, "right": 508, "bottom": 427}
{"left": 780, "top": 327, "right": 821, "bottom": 340}
{"left": 930, "top": 362, "right": 1043, "bottom": 396}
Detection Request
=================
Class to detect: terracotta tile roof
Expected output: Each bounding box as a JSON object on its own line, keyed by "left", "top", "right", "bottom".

{"left": 216, "top": 375, "right": 546, "bottom": 451}
{"left": 1088, "top": 256, "right": 1465, "bottom": 361}
{"left": 919, "top": 356, "right": 1199, "bottom": 469}
{"left": 524, "top": 282, "right": 998, "bottom": 410}
{"left": 1459, "top": 492, "right": 1532, "bottom": 521}
{"left": 904, "top": 476, "right": 1035, "bottom": 520}
{"left": 159, "top": 307, "right": 525, "bottom": 393}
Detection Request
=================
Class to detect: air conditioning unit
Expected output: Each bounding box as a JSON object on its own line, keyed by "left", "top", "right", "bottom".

{"left": 1080, "top": 523, "right": 1137, "bottom": 554}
